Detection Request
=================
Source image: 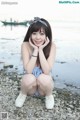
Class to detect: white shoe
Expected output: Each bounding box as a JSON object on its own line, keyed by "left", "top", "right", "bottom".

{"left": 15, "top": 92, "right": 27, "bottom": 107}
{"left": 45, "top": 95, "right": 54, "bottom": 109}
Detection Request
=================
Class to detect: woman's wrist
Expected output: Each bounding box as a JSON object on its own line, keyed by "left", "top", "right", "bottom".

{"left": 39, "top": 47, "right": 43, "bottom": 51}
{"left": 34, "top": 48, "right": 38, "bottom": 51}
{"left": 32, "top": 49, "right": 38, "bottom": 57}
{"left": 32, "top": 54, "right": 38, "bottom": 57}
{"left": 33, "top": 48, "right": 38, "bottom": 54}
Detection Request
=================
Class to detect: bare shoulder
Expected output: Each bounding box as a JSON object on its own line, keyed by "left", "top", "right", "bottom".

{"left": 21, "top": 42, "right": 29, "bottom": 48}
{"left": 21, "top": 42, "right": 32, "bottom": 56}
{"left": 21, "top": 42, "right": 30, "bottom": 51}
{"left": 51, "top": 42, "right": 56, "bottom": 51}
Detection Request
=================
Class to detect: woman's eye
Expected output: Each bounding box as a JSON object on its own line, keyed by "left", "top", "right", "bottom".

{"left": 32, "top": 32, "right": 36, "bottom": 35}
{"left": 40, "top": 32, "right": 45, "bottom": 35}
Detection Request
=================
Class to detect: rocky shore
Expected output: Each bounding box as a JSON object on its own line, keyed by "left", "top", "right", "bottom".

{"left": 0, "top": 68, "right": 80, "bottom": 120}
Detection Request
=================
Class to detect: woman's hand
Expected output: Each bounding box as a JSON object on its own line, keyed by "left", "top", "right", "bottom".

{"left": 39, "top": 37, "right": 50, "bottom": 50}
{"left": 29, "top": 38, "right": 38, "bottom": 51}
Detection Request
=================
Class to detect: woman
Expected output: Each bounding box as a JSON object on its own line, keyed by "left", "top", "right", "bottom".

{"left": 15, "top": 18, "right": 56, "bottom": 109}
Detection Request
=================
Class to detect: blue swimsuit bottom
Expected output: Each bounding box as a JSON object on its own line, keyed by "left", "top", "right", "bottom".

{"left": 32, "top": 66, "right": 43, "bottom": 78}
{"left": 32, "top": 67, "right": 43, "bottom": 96}
{"left": 23, "top": 67, "right": 43, "bottom": 96}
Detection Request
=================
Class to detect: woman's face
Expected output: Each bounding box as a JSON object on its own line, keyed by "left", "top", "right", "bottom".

{"left": 31, "top": 28, "right": 46, "bottom": 47}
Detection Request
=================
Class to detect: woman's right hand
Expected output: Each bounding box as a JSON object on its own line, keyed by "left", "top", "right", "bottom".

{"left": 29, "top": 38, "right": 38, "bottom": 51}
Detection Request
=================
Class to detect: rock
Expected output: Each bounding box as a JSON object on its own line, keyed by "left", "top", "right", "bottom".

{"left": 0, "top": 69, "right": 80, "bottom": 120}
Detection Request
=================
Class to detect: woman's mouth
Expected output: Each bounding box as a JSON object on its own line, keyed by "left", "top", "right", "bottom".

{"left": 35, "top": 41, "right": 42, "bottom": 44}
{"left": 34, "top": 40, "right": 43, "bottom": 45}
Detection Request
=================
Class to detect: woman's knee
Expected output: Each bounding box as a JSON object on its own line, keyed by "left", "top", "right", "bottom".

{"left": 37, "top": 74, "right": 53, "bottom": 88}
{"left": 21, "top": 74, "right": 36, "bottom": 87}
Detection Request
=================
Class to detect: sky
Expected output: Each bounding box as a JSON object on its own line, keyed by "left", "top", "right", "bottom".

{"left": 0, "top": 0, "right": 80, "bottom": 21}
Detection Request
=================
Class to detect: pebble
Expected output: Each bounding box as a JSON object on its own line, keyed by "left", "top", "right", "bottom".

{"left": 0, "top": 70, "right": 80, "bottom": 120}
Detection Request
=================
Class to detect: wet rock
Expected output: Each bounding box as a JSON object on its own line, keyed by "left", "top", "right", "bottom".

{"left": 3, "top": 64, "right": 13, "bottom": 68}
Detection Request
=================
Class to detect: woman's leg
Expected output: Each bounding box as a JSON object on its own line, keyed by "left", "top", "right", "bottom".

{"left": 37, "top": 74, "right": 54, "bottom": 109}
{"left": 21, "top": 74, "right": 37, "bottom": 95}
{"left": 37, "top": 74, "right": 54, "bottom": 96}
{"left": 15, "top": 74, "right": 37, "bottom": 107}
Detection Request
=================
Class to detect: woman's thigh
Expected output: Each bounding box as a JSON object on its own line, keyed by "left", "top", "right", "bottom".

{"left": 37, "top": 74, "right": 54, "bottom": 95}
{"left": 37, "top": 74, "right": 54, "bottom": 87}
{"left": 21, "top": 74, "right": 36, "bottom": 86}
{"left": 21, "top": 74, "right": 37, "bottom": 95}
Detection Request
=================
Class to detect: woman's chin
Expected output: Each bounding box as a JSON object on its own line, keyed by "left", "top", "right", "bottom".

{"left": 35, "top": 43, "right": 43, "bottom": 47}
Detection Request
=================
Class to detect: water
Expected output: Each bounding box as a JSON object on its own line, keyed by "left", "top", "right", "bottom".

{"left": 0, "top": 21, "right": 80, "bottom": 93}
{"left": 51, "top": 21, "right": 80, "bottom": 93}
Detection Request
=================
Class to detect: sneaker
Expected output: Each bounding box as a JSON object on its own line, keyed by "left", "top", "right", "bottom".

{"left": 45, "top": 95, "right": 54, "bottom": 109}
{"left": 15, "top": 92, "right": 27, "bottom": 107}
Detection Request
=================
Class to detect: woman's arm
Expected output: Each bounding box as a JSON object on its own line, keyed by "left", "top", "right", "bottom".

{"left": 21, "top": 42, "right": 38, "bottom": 73}
{"left": 39, "top": 42, "right": 56, "bottom": 74}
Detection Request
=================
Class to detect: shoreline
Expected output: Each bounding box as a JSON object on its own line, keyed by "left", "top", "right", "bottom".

{"left": 1, "top": 60, "right": 80, "bottom": 95}
{"left": 52, "top": 61, "right": 80, "bottom": 95}
{"left": 0, "top": 68, "right": 80, "bottom": 120}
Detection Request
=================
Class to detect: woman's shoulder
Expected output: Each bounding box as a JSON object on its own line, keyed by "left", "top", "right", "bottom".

{"left": 21, "top": 42, "right": 30, "bottom": 50}
{"left": 21, "top": 42, "right": 32, "bottom": 55}
{"left": 51, "top": 42, "right": 56, "bottom": 50}
{"left": 21, "top": 42, "right": 29, "bottom": 47}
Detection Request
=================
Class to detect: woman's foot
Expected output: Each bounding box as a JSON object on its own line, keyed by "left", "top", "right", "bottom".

{"left": 45, "top": 95, "right": 54, "bottom": 109}
{"left": 15, "top": 92, "right": 27, "bottom": 107}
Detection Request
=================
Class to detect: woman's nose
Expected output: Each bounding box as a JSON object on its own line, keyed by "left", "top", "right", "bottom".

{"left": 36, "top": 33, "right": 41, "bottom": 39}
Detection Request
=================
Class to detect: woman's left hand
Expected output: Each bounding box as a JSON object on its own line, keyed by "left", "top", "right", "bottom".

{"left": 39, "top": 37, "right": 50, "bottom": 50}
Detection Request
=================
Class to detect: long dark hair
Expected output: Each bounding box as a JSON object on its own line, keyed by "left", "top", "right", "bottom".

{"left": 23, "top": 18, "right": 52, "bottom": 64}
